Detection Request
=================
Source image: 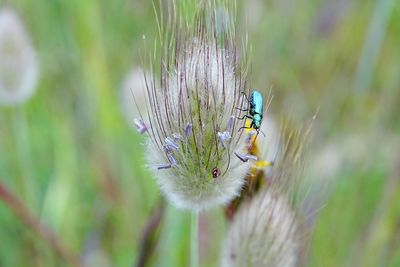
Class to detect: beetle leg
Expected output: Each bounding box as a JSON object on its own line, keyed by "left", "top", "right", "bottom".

{"left": 235, "top": 107, "right": 248, "bottom": 112}
{"left": 236, "top": 114, "right": 253, "bottom": 120}
{"left": 237, "top": 126, "right": 253, "bottom": 132}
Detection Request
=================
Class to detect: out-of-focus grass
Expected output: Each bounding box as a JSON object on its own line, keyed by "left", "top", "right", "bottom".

{"left": 0, "top": 0, "right": 159, "bottom": 266}
{"left": 0, "top": 0, "right": 399, "bottom": 266}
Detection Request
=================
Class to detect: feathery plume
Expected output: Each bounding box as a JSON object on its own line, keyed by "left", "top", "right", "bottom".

{"left": 142, "top": 1, "right": 250, "bottom": 211}
{"left": 221, "top": 188, "right": 300, "bottom": 267}
{"left": 221, "top": 121, "right": 309, "bottom": 267}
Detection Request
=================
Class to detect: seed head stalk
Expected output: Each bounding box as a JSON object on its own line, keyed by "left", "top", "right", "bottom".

{"left": 138, "top": 1, "right": 251, "bottom": 264}
{"left": 221, "top": 116, "right": 312, "bottom": 267}
{"left": 191, "top": 211, "right": 199, "bottom": 267}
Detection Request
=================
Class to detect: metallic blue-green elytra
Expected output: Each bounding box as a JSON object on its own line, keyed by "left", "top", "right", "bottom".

{"left": 248, "top": 90, "right": 263, "bottom": 130}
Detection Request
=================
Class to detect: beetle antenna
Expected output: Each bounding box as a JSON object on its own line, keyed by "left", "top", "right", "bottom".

{"left": 237, "top": 126, "right": 252, "bottom": 132}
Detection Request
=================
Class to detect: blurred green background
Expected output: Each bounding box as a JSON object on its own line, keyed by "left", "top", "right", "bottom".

{"left": 0, "top": 0, "right": 399, "bottom": 266}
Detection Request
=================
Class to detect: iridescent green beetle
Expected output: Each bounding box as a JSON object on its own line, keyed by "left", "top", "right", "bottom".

{"left": 238, "top": 90, "right": 263, "bottom": 131}
{"left": 235, "top": 90, "right": 265, "bottom": 162}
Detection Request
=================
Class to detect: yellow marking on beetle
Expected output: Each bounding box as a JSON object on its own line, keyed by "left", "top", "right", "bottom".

{"left": 244, "top": 119, "right": 274, "bottom": 170}
{"left": 226, "top": 119, "right": 274, "bottom": 220}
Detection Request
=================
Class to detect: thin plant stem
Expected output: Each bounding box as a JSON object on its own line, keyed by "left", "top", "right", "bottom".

{"left": 191, "top": 211, "right": 199, "bottom": 267}
{"left": 134, "top": 199, "right": 165, "bottom": 267}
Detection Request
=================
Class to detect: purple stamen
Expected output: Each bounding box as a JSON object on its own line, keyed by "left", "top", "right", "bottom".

{"left": 218, "top": 131, "right": 231, "bottom": 148}
{"left": 133, "top": 118, "right": 148, "bottom": 134}
{"left": 157, "top": 164, "right": 172, "bottom": 170}
{"left": 163, "top": 144, "right": 171, "bottom": 154}
{"left": 245, "top": 154, "right": 258, "bottom": 161}
{"left": 172, "top": 133, "right": 183, "bottom": 141}
{"left": 185, "top": 123, "right": 193, "bottom": 138}
{"left": 234, "top": 151, "right": 258, "bottom": 162}
{"left": 165, "top": 137, "right": 179, "bottom": 150}
{"left": 161, "top": 141, "right": 179, "bottom": 167}
{"left": 167, "top": 153, "right": 178, "bottom": 166}
{"left": 234, "top": 151, "right": 247, "bottom": 162}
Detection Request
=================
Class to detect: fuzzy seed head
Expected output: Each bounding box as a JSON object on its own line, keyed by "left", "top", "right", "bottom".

{"left": 221, "top": 189, "right": 299, "bottom": 267}
{"left": 144, "top": 2, "right": 249, "bottom": 211}
{"left": 0, "top": 8, "right": 39, "bottom": 106}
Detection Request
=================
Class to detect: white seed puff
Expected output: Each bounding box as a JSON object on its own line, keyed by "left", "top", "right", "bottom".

{"left": 220, "top": 120, "right": 309, "bottom": 267}
{"left": 221, "top": 189, "right": 299, "bottom": 267}
{"left": 0, "top": 8, "right": 39, "bottom": 105}
{"left": 142, "top": 2, "right": 250, "bottom": 211}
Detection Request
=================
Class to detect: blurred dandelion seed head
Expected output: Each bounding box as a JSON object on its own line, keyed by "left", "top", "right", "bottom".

{"left": 143, "top": 2, "right": 249, "bottom": 211}
{"left": 221, "top": 189, "right": 299, "bottom": 267}
{"left": 0, "top": 8, "right": 39, "bottom": 106}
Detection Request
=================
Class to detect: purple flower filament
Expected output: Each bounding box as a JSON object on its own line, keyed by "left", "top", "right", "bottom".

{"left": 134, "top": 118, "right": 149, "bottom": 134}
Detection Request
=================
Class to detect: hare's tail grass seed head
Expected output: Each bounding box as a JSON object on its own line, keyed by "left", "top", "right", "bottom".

{"left": 221, "top": 122, "right": 310, "bottom": 267}
{"left": 138, "top": 1, "right": 250, "bottom": 211}
{"left": 221, "top": 188, "right": 300, "bottom": 267}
